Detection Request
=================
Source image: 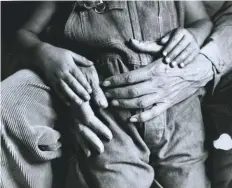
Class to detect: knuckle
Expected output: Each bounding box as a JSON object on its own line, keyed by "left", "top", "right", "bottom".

{"left": 73, "top": 97, "right": 82, "bottom": 105}
{"left": 137, "top": 99, "right": 147, "bottom": 108}
{"left": 63, "top": 50, "right": 70, "bottom": 56}
{"left": 60, "top": 70, "right": 69, "bottom": 77}
{"left": 128, "top": 88, "right": 139, "bottom": 97}
{"left": 152, "top": 109, "right": 158, "bottom": 117}
{"left": 140, "top": 113, "right": 149, "bottom": 122}
{"left": 125, "top": 74, "right": 134, "bottom": 84}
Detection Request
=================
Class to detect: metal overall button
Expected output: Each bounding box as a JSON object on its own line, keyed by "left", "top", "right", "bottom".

{"left": 94, "top": 1, "right": 106, "bottom": 14}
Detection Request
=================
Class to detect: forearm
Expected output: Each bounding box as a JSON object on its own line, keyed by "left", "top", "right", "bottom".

{"left": 12, "top": 1, "right": 57, "bottom": 69}
{"left": 14, "top": 29, "right": 51, "bottom": 69}
{"left": 187, "top": 19, "right": 213, "bottom": 46}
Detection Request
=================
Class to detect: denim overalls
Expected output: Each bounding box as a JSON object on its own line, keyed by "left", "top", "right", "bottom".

{"left": 47, "top": 1, "right": 209, "bottom": 188}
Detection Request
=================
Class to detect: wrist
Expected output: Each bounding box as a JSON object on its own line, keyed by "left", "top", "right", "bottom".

{"left": 31, "top": 42, "right": 52, "bottom": 69}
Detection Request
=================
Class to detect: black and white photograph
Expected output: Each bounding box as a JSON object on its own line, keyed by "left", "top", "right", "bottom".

{"left": 1, "top": 1, "right": 232, "bottom": 188}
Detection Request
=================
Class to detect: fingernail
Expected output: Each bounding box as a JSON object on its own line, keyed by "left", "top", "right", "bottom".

{"left": 180, "top": 62, "right": 185, "bottom": 68}
{"left": 84, "top": 95, "right": 90, "bottom": 101}
{"left": 84, "top": 149, "right": 91, "bottom": 157}
{"left": 97, "top": 146, "right": 104, "bottom": 154}
{"left": 131, "top": 39, "right": 139, "bottom": 44}
{"left": 105, "top": 92, "right": 111, "bottom": 97}
{"left": 106, "top": 132, "right": 113, "bottom": 141}
{"left": 165, "top": 57, "right": 170, "bottom": 63}
{"left": 130, "top": 116, "right": 138, "bottom": 122}
{"left": 103, "top": 80, "right": 111, "bottom": 87}
{"left": 87, "top": 87, "right": 92, "bottom": 94}
{"left": 99, "top": 100, "right": 108, "bottom": 108}
{"left": 111, "top": 100, "right": 119, "bottom": 106}
{"left": 171, "top": 61, "right": 177, "bottom": 67}
{"left": 163, "top": 51, "right": 167, "bottom": 56}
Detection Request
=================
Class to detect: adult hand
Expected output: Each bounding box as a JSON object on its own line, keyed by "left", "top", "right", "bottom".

{"left": 103, "top": 39, "right": 214, "bottom": 122}
{"left": 70, "top": 102, "right": 113, "bottom": 157}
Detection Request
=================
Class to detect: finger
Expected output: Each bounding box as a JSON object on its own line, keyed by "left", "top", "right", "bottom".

{"left": 70, "top": 51, "right": 93, "bottom": 67}
{"left": 111, "top": 92, "right": 163, "bottom": 109}
{"left": 70, "top": 68, "right": 92, "bottom": 94}
{"left": 103, "top": 67, "right": 152, "bottom": 87}
{"left": 78, "top": 124, "right": 105, "bottom": 154}
{"left": 88, "top": 116, "right": 113, "bottom": 141}
{"left": 130, "top": 102, "right": 169, "bottom": 122}
{"left": 52, "top": 80, "right": 71, "bottom": 106}
{"left": 91, "top": 80, "right": 108, "bottom": 108}
{"left": 60, "top": 80, "right": 83, "bottom": 106}
{"left": 73, "top": 127, "right": 91, "bottom": 157}
{"left": 79, "top": 103, "right": 113, "bottom": 140}
{"left": 165, "top": 38, "right": 190, "bottom": 67}
{"left": 63, "top": 73, "right": 90, "bottom": 101}
{"left": 179, "top": 49, "right": 199, "bottom": 68}
{"left": 130, "top": 39, "right": 163, "bottom": 54}
{"left": 162, "top": 30, "right": 184, "bottom": 63}
{"left": 160, "top": 32, "right": 172, "bottom": 46}
{"left": 171, "top": 44, "right": 192, "bottom": 66}
{"left": 105, "top": 80, "right": 158, "bottom": 99}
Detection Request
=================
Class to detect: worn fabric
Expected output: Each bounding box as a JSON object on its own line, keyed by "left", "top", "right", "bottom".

{"left": 1, "top": 1, "right": 210, "bottom": 188}
{"left": 1, "top": 70, "right": 71, "bottom": 188}
{"left": 1, "top": 1, "right": 232, "bottom": 188}
{"left": 201, "top": 1, "right": 232, "bottom": 88}
{"left": 59, "top": 1, "right": 208, "bottom": 188}
{"left": 1, "top": 69, "right": 209, "bottom": 188}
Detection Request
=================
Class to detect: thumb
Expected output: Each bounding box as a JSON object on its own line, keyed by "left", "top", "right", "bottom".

{"left": 70, "top": 51, "right": 93, "bottom": 67}
{"left": 130, "top": 39, "right": 163, "bottom": 54}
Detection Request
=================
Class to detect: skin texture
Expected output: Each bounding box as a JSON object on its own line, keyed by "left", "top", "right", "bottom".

{"left": 161, "top": 1, "right": 212, "bottom": 68}
{"left": 15, "top": 2, "right": 214, "bottom": 156}
{"left": 103, "top": 39, "right": 213, "bottom": 123}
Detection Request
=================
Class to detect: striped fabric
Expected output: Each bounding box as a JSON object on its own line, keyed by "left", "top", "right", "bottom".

{"left": 1, "top": 69, "right": 62, "bottom": 188}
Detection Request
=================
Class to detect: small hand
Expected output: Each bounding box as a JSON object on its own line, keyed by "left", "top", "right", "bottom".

{"left": 161, "top": 28, "right": 200, "bottom": 68}
{"left": 36, "top": 44, "right": 93, "bottom": 106}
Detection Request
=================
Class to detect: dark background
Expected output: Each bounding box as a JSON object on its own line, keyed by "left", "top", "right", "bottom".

{"left": 1, "top": 2, "right": 38, "bottom": 80}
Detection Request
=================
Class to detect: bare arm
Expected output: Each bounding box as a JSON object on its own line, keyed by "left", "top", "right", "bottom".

{"left": 161, "top": 1, "right": 213, "bottom": 68}
{"left": 13, "top": 2, "right": 112, "bottom": 155}
{"left": 185, "top": 1, "right": 213, "bottom": 46}
{"left": 15, "top": 2, "right": 57, "bottom": 67}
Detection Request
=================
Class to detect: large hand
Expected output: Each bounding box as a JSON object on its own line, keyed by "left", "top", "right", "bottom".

{"left": 70, "top": 102, "right": 113, "bottom": 157}
{"left": 103, "top": 39, "right": 214, "bottom": 122}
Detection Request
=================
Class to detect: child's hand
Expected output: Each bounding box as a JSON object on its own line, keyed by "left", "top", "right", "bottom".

{"left": 161, "top": 28, "right": 200, "bottom": 68}
{"left": 35, "top": 43, "right": 94, "bottom": 106}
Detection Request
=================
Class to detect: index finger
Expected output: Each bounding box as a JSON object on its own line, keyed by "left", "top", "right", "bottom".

{"left": 103, "top": 67, "right": 152, "bottom": 87}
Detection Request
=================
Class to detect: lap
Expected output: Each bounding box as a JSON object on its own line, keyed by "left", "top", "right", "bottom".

{"left": 1, "top": 69, "right": 66, "bottom": 188}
